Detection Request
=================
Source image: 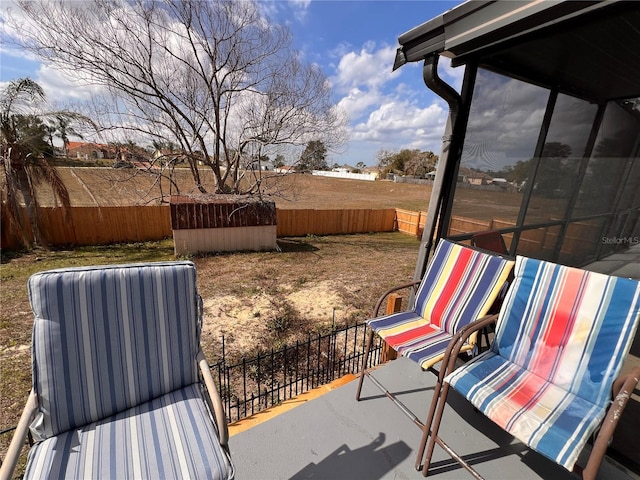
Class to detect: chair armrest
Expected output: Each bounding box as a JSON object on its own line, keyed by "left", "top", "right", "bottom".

{"left": 612, "top": 366, "right": 640, "bottom": 399}
{"left": 439, "top": 314, "right": 499, "bottom": 383}
{"left": 581, "top": 366, "right": 640, "bottom": 480}
{"left": 197, "top": 350, "right": 229, "bottom": 448}
{"left": 0, "top": 390, "right": 37, "bottom": 480}
{"left": 372, "top": 281, "right": 421, "bottom": 317}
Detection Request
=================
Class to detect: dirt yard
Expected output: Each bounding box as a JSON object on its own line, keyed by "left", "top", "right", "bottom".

{"left": 194, "top": 234, "right": 420, "bottom": 362}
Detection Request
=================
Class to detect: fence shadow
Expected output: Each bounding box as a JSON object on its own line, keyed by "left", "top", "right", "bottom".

{"left": 290, "top": 432, "right": 411, "bottom": 480}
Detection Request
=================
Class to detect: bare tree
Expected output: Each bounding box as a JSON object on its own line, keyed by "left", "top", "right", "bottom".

{"left": 7, "top": 0, "right": 347, "bottom": 197}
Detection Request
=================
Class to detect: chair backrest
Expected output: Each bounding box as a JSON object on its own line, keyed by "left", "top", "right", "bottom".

{"left": 414, "top": 239, "right": 514, "bottom": 334}
{"left": 493, "top": 256, "right": 640, "bottom": 406}
{"left": 28, "top": 261, "right": 200, "bottom": 439}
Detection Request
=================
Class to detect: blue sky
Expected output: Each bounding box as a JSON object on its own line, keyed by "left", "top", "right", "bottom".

{"left": 1, "top": 0, "right": 464, "bottom": 166}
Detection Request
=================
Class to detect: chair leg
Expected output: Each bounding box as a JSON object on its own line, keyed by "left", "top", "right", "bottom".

{"left": 421, "top": 381, "right": 453, "bottom": 476}
{"left": 0, "top": 390, "right": 37, "bottom": 480}
{"left": 355, "top": 329, "right": 375, "bottom": 400}
{"left": 414, "top": 373, "right": 446, "bottom": 470}
{"left": 415, "top": 324, "right": 476, "bottom": 473}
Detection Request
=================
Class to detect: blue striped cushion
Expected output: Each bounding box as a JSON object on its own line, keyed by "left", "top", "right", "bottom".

{"left": 368, "top": 240, "right": 513, "bottom": 369}
{"left": 446, "top": 256, "right": 640, "bottom": 470}
{"left": 448, "top": 352, "right": 609, "bottom": 470}
{"left": 28, "top": 262, "right": 200, "bottom": 439}
{"left": 23, "top": 384, "right": 234, "bottom": 479}
{"left": 492, "top": 257, "right": 640, "bottom": 404}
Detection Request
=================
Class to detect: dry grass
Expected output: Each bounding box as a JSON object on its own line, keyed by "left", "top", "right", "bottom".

{"left": 34, "top": 167, "right": 524, "bottom": 220}
{"left": 31, "top": 167, "right": 434, "bottom": 211}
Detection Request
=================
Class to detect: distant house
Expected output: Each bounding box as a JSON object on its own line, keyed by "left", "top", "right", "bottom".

{"left": 362, "top": 166, "right": 380, "bottom": 178}
{"left": 423, "top": 170, "right": 463, "bottom": 182}
{"left": 151, "top": 148, "right": 193, "bottom": 166}
{"left": 274, "top": 165, "right": 296, "bottom": 174}
{"left": 464, "top": 171, "right": 493, "bottom": 185}
{"left": 332, "top": 164, "right": 353, "bottom": 173}
{"left": 67, "top": 142, "right": 112, "bottom": 160}
{"left": 152, "top": 148, "right": 177, "bottom": 160}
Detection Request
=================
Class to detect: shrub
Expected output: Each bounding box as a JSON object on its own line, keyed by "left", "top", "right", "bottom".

{"left": 266, "top": 296, "right": 300, "bottom": 338}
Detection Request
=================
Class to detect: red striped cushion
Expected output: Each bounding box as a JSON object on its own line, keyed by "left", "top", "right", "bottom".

{"left": 368, "top": 240, "right": 513, "bottom": 369}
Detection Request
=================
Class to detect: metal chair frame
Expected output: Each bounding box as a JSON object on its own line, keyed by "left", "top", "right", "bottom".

{"left": 355, "top": 240, "right": 514, "bottom": 471}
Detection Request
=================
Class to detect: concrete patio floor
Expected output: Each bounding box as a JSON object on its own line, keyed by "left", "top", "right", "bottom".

{"left": 228, "top": 356, "right": 638, "bottom": 480}
{"left": 583, "top": 243, "right": 640, "bottom": 280}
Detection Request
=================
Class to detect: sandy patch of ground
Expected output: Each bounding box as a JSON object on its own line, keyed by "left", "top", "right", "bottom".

{"left": 0, "top": 344, "right": 30, "bottom": 354}
{"left": 202, "top": 280, "right": 353, "bottom": 356}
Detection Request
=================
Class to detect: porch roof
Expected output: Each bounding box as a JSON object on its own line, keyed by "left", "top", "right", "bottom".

{"left": 393, "top": 1, "right": 640, "bottom": 102}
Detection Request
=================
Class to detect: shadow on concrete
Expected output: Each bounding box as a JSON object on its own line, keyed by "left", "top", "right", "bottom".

{"left": 290, "top": 432, "right": 411, "bottom": 480}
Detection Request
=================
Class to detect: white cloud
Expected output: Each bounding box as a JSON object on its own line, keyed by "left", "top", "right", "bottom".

{"left": 335, "top": 100, "right": 448, "bottom": 165}
{"left": 35, "top": 64, "right": 106, "bottom": 102}
{"left": 352, "top": 100, "right": 445, "bottom": 147}
{"left": 439, "top": 56, "right": 465, "bottom": 93}
{"left": 331, "top": 43, "right": 399, "bottom": 92}
{"left": 336, "top": 87, "right": 383, "bottom": 122}
{"left": 0, "top": 2, "right": 39, "bottom": 62}
{"left": 327, "top": 42, "right": 453, "bottom": 164}
{"left": 288, "top": 0, "right": 311, "bottom": 22}
{"left": 261, "top": 0, "right": 311, "bottom": 25}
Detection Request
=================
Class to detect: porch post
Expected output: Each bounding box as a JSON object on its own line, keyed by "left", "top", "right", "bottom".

{"left": 412, "top": 56, "right": 476, "bottom": 286}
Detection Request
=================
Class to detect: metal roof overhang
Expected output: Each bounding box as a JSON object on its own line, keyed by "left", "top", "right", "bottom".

{"left": 394, "top": 0, "right": 640, "bottom": 102}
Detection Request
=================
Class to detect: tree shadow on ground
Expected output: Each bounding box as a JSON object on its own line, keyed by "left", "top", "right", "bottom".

{"left": 276, "top": 238, "right": 319, "bottom": 253}
{"left": 290, "top": 432, "right": 411, "bottom": 480}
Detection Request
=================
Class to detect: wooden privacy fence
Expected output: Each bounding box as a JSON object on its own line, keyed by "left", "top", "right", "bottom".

{"left": 1, "top": 206, "right": 398, "bottom": 249}
{"left": 276, "top": 209, "right": 396, "bottom": 237}
{"left": 395, "top": 209, "right": 427, "bottom": 236}
{"left": 6, "top": 205, "right": 577, "bottom": 253}
{"left": 1, "top": 206, "right": 172, "bottom": 249}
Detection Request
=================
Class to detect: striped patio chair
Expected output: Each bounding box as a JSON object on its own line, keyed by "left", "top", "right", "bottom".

{"left": 0, "top": 261, "right": 234, "bottom": 480}
{"left": 355, "top": 239, "right": 514, "bottom": 428}
{"left": 419, "top": 256, "right": 640, "bottom": 479}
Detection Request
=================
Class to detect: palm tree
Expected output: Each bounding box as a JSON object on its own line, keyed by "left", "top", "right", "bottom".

{"left": 51, "top": 114, "right": 83, "bottom": 157}
{"left": 1, "top": 78, "right": 88, "bottom": 247}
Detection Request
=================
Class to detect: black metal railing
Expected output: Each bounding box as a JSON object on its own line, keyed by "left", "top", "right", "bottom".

{"left": 0, "top": 323, "right": 383, "bottom": 439}
{"left": 210, "top": 321, "right": 383, "bottom": 423}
